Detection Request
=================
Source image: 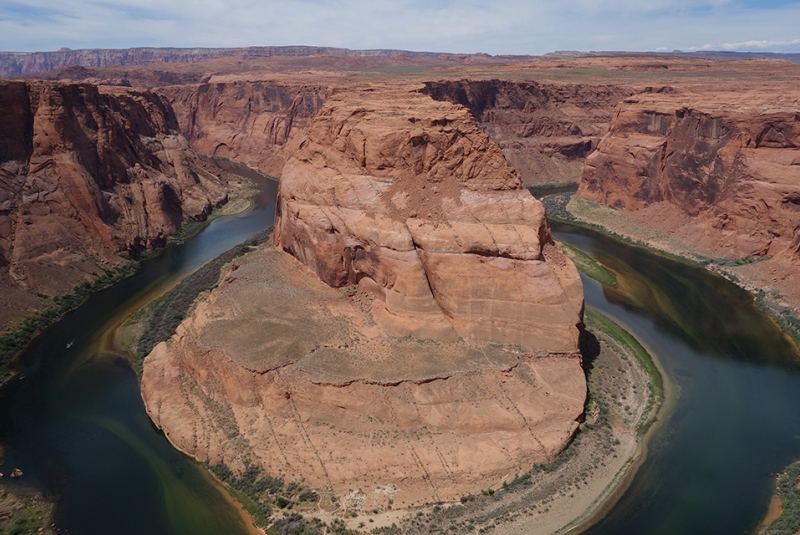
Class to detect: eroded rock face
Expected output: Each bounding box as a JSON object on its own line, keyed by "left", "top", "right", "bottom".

{"left": 578, "top": 91, "right": 800, "bottom": 262}
{"left": 275, "top": 87, "right": 584, "bottom": 351}
{"left": 163, "top": 82, "right": 326, "bottom": 177}
{"left": 421, "top": 80, "right": 633, "bottom": 186}
{"left": 143, "top": 85, "right": 586, "bottom": 508}
{"left": 142, "top": 245, "right": 586, "bottom": 509}
{"left": 0, "top": 81, "right": 228, "bottom": 324}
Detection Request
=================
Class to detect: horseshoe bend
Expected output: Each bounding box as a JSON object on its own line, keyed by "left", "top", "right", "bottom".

{"left": 140, "top": 85, "right": 587, "bottom": 509}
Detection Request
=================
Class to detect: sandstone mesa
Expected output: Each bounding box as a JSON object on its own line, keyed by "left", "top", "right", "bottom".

{"left": 142, "top": 85, "right": 587, "bottom": 508}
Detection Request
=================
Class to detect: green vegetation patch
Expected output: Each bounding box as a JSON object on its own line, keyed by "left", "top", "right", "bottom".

{"left": 585, "top": 309, "right": 663, "bottom": 435}
{"left": 0, "top": 262, "right": 138, "bottom": 385}
{"left": 0, "top": 489, "right": 54, "bottom": 535}
{"left": 209, "top": 463, "right": 359, "bottom": 534}
{"left": 561, "top": 243, "right": 617, "bottom": 286}
{"left": 765, "top": 460, "right": 800, "bottom": 535}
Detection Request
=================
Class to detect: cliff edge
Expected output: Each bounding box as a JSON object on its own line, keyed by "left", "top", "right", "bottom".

{"left": 0, "top": 81, "right": 229, "bottom": 327}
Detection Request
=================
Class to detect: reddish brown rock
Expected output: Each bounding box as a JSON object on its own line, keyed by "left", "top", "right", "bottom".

{"left": 274, "top": 86, "right": 584, "bottom": 351}
{"left": 578, "top": 90, "right": 800, "bottom": 263}
{"left": 421, "top": 80, "right": 632, "bottom": 186}
{"left": 142, "top": 84, "right": 586, "bottom": 509}
{"left": 142, "top": 244, "right": 586, "bottom": 509}
{"left": 162, "top": 82, "right": 326, "bottom": 177}
{"left": 0, "top": 81, "right": 229, "bottom": 327}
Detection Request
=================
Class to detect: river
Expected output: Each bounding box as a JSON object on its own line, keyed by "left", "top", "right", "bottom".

{"left": 552, "top": 222, "right": 800, "bottom": 535}
{"left": 1, "top": 175, "right": 799, "bottom": 534}
{"left": 0, "top": 159, "right": 277, "bottom": 535}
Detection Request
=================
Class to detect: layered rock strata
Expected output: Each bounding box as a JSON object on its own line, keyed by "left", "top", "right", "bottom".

{"left": 274, "top": 87, "right": 584, "bottom": 350}
{"left": 142, "top": 246, "right": 586, "bottom": 508}
{"left": 421, "top": 80, "right": 632, "bottom": 186}
{"left": 0, "top": 81, "right": 228, "bottom": 326}
{"left": 163, "top": 82, "right": 326, "bottom": 177}
{"left": 143, "top": 86, "right": 586, "bottom": 508}
{"left": 578, "top": 90, "right": 800, "bottom": 264}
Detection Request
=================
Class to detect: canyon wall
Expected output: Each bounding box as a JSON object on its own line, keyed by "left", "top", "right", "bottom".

{"left": 0, "top": 81, "right": 229, "bottom": 326}
{"left": 162, "top": 82, "right": 326, "bottom": 177}
{"left": 421, "top": 80, "right": 632, "bottom": 186}
{"left": 578, "top": 91, "right": 800, "bottom": 263}
{"left": 156, "top": 79, "right": 630, "bottom": 188}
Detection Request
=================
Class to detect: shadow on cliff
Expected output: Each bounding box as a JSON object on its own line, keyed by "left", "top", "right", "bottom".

{"left": 579, "top": 326, "right": 601, "bottom": 377}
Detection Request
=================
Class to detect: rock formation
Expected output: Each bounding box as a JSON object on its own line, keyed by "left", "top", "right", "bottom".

{"left": 578, "top": 90, "right": 800, "bottom": 263}
{"left": 162, "top": 82, "right": 326, "bottom": 177}
{"left": 421, "top": 80, "right": 632, "bottom": 186}
{"left": 142, "top": 86, "right": 586, "bottom": 508}
{"left": 274, "top": 86, "right": 584, "bottom": 350}
{"left": 0, "top": 81, "right": 229, "bottom": 326}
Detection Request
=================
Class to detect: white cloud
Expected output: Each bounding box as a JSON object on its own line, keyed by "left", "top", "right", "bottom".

{"left": 691, "top": 39, "right": 800, "bottom": 51}
{"left": 0, "top": 0, "right": 799, "bottom": 55}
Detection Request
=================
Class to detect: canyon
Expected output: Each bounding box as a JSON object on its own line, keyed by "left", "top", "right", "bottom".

{"left": 1, "top": 50, "right": 799, "bottom": 531}
{"left": 0, "top": 81, "right": 233, "bottom": 328}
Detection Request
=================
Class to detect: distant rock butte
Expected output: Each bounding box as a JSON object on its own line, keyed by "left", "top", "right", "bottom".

{"left": 578, "top": 90, "right": 800, "bottom": 264}
{"left": 275, "top": 86, "right": 584, "bottom": 351}
{"left": 142, "top": 86, "right": 586, "bottom": 507}
{"left": 0, "top": 80, "right": 228, "bottom": 326}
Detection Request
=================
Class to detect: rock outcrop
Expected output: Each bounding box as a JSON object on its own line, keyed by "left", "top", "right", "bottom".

{"left": 421, "top": 80, "right": 632, "bottom": 186}
{"left": 275, "top": 86, "right": 584, "bottom": 350}
{"left": 578, "top": 90, "right": 800, "bottom": 263}
{"left": 0, "top": 81, "right": 228, "bottom": 326}
{"left": 142, "top": 86, "right": 586, "bottom": 508}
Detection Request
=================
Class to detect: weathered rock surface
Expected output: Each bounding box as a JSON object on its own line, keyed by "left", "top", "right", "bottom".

{"left": 421, "top": 80, "right": 632, "bottom": 186}
{"left": 142, "top": 86, "right": 586, "bottom": 508}
{"left": 578, "top": 90, "right": 800, "bottom": 263}
{"left": 162, "top": 82, "right": 326, "bottom": 177}
{"left": 0, "top": 81, "right": 228, "bottom": 327}
{"left": 275, "top": 86, "right": 584, "bottom": 350}
{"left": 142, "top": 245, "right": 586, "bottom": 509}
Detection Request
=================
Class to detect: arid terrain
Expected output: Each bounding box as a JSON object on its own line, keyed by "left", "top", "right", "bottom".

{"left": 2, "top": 47, "right": 798, "bottom": 534}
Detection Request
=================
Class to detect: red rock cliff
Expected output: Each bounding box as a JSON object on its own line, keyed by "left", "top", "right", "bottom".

{"left": 0, "top": 81, "right": 228, "bottom": 325}
{"left": 421, "top": 80, "right": 632, "bottom": 186}
{"left": 163, "top": 81, "right": 326, "bottom": 177}
{"left": 578, "top": 90, "right": 800, "bottom": 262}
{"left": 275, "top": 86, "right": 584, "bottom": 351}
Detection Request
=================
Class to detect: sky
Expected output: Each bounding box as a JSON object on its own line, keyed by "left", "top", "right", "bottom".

{"left": 1, "top": 0, "right": 799, "bottom": 55}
